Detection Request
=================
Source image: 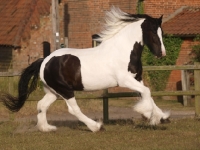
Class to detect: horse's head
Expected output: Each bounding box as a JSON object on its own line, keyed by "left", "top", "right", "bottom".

{"left": 92, "top": 7, "right": 166, "bottom": 58}
{"left": 141, "top": 15, "right": 166, "bottom": 58}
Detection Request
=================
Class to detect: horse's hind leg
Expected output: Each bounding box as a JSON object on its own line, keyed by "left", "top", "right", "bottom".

{"left": 65, "top": 97, "right": 102, "bottom": 132}
{"left": 37, "top": 87, "right": 57, "bottom": 132}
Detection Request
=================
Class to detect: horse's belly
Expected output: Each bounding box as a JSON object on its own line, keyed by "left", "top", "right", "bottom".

{"left": 82, "top": 77, "right": 117, "bottom": 91}
{"left": 81, "top": 69, "right": 117, "bottom": 91}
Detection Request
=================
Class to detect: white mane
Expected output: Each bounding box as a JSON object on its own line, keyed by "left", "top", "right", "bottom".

{"left": 95, "top": 6, "right": 140, "bottom": 42}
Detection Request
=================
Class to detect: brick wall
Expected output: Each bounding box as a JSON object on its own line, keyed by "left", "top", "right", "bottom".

{"left": 60, "top": 0, "right": 137, "bottom": 48}
{"left": 12, "top": 16, "right": 53, "bottom": 73}
{"left": 166, "top": 38, "right": 199, "bottom": 91}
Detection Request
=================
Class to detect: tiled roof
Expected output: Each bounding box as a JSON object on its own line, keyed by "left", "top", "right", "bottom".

{"left": 163, "top": 7, "right": 200, "bottom": 37}
{"left": 0, "top": 0, "right": 51, "bottom": 47}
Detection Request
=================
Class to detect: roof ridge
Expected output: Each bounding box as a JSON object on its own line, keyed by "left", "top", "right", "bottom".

{"left": 162, "top": 6, "right": 188, "bottom": 23}
{"left": 184, "top": 6, "right": 200, "bottom": 12}
{"left": 162, "top": 6, "right": 200, "bottom": 37}
{"left": 12, "top": 0, "right": 38, "bottom": 47}
{"left": 0, "top": 0, "right": 51, "bottom": 47}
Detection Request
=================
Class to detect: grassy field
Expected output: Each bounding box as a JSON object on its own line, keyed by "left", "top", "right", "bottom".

{"left": 0, "top": 118, "right": 200, "bottom": 150}
{"left": 0, "top": 98, "right": 200, "bottom": 150}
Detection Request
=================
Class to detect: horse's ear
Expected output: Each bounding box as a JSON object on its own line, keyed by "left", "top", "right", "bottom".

{"left": 158, "top": 15, "right": 163, "bottom": 25}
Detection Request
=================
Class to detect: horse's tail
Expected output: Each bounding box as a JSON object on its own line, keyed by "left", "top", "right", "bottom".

{"left": 2, "top": 58, "right": 44, "bottom": 112}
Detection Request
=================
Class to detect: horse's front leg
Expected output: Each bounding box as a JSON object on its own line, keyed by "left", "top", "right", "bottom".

{"left": 139, "top": 80, "right": 170, "bottom": 124}
{"left": 118, "top": 73, "right": 170, "bottom": 125}
{"left": 65, "top": 97, "right": 103, "bottom": 132}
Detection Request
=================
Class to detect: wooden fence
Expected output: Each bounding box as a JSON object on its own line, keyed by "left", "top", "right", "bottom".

{"left": 0, "top": 63, "right": 200, "bottom": 122}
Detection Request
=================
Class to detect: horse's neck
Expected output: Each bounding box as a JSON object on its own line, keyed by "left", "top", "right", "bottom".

{"left": 101, "top": 21, "right": 144, "bottom": 53}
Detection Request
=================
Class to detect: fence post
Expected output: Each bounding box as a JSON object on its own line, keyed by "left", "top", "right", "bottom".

{"left": 103, "top": 89, "right": 109, "bottom": 123}
{"left": 194, "top": 62, "right": 200, "bottom": 118}
{"left": 181, "top": 70, "right": 190, "bottom": 106}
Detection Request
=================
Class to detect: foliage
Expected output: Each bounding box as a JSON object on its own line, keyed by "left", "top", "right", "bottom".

{"left": 142, "top": 36, "right": 182, "bottom": 91}
{"left": 137, "top": 0, "right": 144, "bottom": 14}
{"left": 191, "top": 35, "right": 200, "bottom": 62}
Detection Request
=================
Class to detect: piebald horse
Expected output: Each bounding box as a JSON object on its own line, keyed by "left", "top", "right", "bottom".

{"left": 2, "top": 7, "right": 170, "bottom": 132}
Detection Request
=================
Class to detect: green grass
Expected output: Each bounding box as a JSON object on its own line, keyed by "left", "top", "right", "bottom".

{"left": 0, "top": 78, "right": 198, "bottom": 150}
{"left": 0, "top": 118, "right": 200, "bottom": 150}
{"left": 0, "top": 97, "right": 199, "bottom": 150}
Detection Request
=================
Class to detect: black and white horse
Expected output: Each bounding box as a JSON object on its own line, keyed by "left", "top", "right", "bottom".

{"left": 2, "top": 7, "right": 170, "bottom": 132}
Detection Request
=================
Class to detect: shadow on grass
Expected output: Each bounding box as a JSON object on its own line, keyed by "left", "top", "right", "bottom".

{"left": 49, "top": 118, "right": 168, "bottom": 131}
{"left": 11, "top": 118, "right": 169, "bottom": 133}
{"left": 134, "top": 123, "right": 168, "bottom": 130}
{"left": 106, "top": 118, "right": 134, "bottom": 125}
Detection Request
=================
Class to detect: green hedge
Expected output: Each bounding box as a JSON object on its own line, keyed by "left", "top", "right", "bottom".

{"left": 142, "top": 36, "right": 183, "bottom": 91}
{"left": 191, "top": 35, "right": 200, "bottom": 63}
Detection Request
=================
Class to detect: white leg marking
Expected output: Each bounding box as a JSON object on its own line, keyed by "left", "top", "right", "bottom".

{"left": 37, "top": 90, "right": 57, "bottom": 132}
{"left": 150, "top": 99, "right": 171, "bottom": 125}
{"left": 66, "top": 97, "right": 102, "bottom": 132}
{"left": 66, "top": 102, "right": 75, "bottom": 115}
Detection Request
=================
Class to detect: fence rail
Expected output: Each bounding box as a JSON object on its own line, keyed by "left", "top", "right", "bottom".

{"left": 0, "top": 63, "right": 200, "bottom": 122}
{"left": 143, "top": 64, "right": 200, "bottom": 71}
{"left": 101, "top": 63, "right": 200, "bottom": 122}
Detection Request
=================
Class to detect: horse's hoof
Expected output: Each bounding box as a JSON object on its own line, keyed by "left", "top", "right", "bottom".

{"left": 37, "top": 124, "right": 57, "bottom": 132}
{"left": 141, "top": 115, "right": 148, "bottom": 121}
{"left": 160, "top": 118, "right": 170, "bottom": 124}
{"left": 99, "top": 125, "right": 106, "bottom": 132}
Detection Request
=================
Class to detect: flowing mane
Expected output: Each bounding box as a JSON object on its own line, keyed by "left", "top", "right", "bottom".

{"left": 94, "top": 6, "right": 143, "bottom": 42}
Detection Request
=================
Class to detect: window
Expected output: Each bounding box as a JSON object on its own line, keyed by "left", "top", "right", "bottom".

{"left": 0, "top": 46, "right": 12, "bottom": 72}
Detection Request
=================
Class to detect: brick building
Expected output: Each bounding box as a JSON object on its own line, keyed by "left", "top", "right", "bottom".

{"left": 163, "top": 7, "right": 200, "bottom": 92}
{"left": 0, "top": 0, "right": 200, "bottom": 94}
{"left": 0, "top": 0, "right": 52, "bottom": 74}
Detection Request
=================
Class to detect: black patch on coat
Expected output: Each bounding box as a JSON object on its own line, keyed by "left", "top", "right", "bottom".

{"left": 128, "top": 42, "right": 144, "bottom": 82}
{"left": 44, "top": 54, "right": 84, "bottom": 99}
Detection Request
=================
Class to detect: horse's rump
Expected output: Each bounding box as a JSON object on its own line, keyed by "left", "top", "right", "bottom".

{"left": 44, "top": 54, "right": 84, "bottom": 99}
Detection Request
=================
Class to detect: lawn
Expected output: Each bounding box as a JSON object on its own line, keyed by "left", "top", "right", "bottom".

{"left": 0, "top": 118, "right": 200, "bottom": 150}
{"left": 0, "top": 98, "right": 200, "bottom": 150}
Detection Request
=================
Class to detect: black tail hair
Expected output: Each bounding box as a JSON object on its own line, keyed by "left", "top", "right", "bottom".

{"left": 2, "top": 58, "right": 44, "bottom": 112}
